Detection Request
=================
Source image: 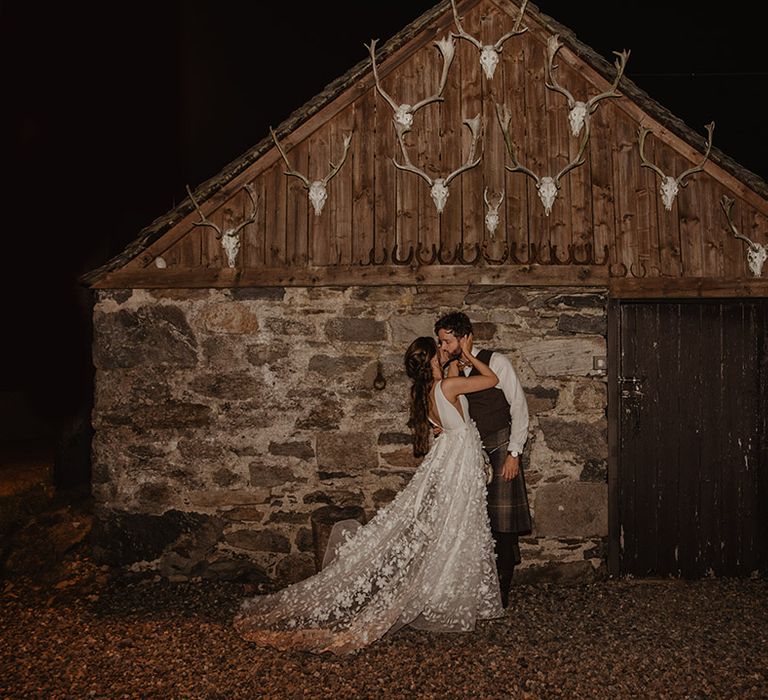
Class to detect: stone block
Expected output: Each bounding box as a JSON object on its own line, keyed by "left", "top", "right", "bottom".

{"left": 132, "top": 402, "right": 213, "bottom": 429}
{"left": 225, "top": 528, "right": 290, "bottom": 552}
{"left": 307, "top": 355, "right": 369, "bottom": 377}
{"left": 90, "top": 508, "right": 223, "bottom": 566}
{"left": 196, "top": 302, "right": 259, "bottom": 334}
{"left": 464, "top": 286, "right": 527, "bottom": 309}
{"left": 533, "top": 482, "right": 608, "bottom": 537}
{"left": 539, "top": 417, "right": 608, "bottom": 460}
{"left": 557, "top": 313, "right": 607, "bottom": 336}
{"left": 190, "top": 372, "right": 260, "bottom": 401}
{"left": 316, "top": 432, "right": 377, "bottom": 475}
{"left": 389, "top": 315, "right": 436, "bottom": 343}
{"left": 325, "top": 318, "right": 386, "bottom": 342}
{"left": 518, "top": 337, "right": 606, "bottom": 377}
{"left": 268, "top": 440, "right": 315, "bottom": 461}
{"left": 275, "top": 553, "right": 316, "bottom": 585}
{"left": 248, "top": 462, "right": 296, "bottom": 488}
{"left": 93, "top": 306, "right": 197, "bottom": 369}
{"left": 525, "top": 386, "right": 559, "bottom": 413}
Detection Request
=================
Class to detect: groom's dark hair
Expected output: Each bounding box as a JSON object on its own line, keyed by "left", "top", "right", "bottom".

{"left": 434, "top": 311, "right": 473, "bottom": 338}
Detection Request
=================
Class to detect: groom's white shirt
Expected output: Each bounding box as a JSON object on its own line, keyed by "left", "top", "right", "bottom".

{"left": 464, "top": 347, "right": 529, "bottom": 454}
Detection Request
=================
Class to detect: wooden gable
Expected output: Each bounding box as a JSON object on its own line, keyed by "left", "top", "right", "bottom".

{"left": 87, "top": 0, "right": 768, "bottom": 297}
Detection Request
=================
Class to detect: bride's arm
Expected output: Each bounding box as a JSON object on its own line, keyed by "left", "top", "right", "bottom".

{"left": 441, "top": 334, "right": 498, "bottom": 402}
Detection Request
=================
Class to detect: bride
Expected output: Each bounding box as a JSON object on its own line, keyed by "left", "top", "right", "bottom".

{"left": 233, "top": 334, "right": 505, "bottom": 654}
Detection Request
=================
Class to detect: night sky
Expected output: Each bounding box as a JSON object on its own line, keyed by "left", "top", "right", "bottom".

{"left": 3, "top": 1, "right": 766, "bottom": 442}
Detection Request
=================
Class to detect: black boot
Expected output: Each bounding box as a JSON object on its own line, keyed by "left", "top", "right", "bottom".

{"left": 499, "top": 569, "right": 513, "bottom": 608}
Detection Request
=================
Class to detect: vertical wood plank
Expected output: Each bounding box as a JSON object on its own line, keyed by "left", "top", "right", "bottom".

{"left": 308, "top": 127, "right": 331, "bottom": 265}
{"left": 523, "top": 34, "right": 550, "bottom": 256}
{"left": 503, "top": 19, "right": 530, "bottom": 260}
{"left": 589, "top": 103, "right": 616, "bottom": 270}
{"left": 285, "top": 141, "right": 309, "bottom": 266}
{"left": 459, "top": 4, "right": 483, "bottom": 251}
{"left": 417, "top": 41, "right": 440, "bottom": 256}
{"left": 654, "top": 138, "right": 683, "bottom": 277}
{"left": 373, "top": 66, "right": 396, "bottom": 262}
{"left": 439, "top": 24, "right": 463, "bottom": 259}
{"left": 352, "top": 88, "right": 375, "bottom": 264}
{"left": 332, "top": 109, "right": 354, "bottom": 265}
{"left": 242, "top": 176, "right": 266, "bottom": 268}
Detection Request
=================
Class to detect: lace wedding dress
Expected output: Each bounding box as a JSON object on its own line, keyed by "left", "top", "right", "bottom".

{"left": 233, "top": 381, "right": 504, "bottom": 654}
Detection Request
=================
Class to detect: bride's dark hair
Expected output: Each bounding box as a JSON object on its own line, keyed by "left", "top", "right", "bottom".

{"left": 404, "top": 336, "right": 437, "bottom": 457}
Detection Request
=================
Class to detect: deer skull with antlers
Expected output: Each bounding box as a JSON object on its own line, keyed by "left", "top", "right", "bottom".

{"left": 496, "top": 102, "right": 589, "bottom": 216}
{"left": 720, "top": 195, "right": 767, "bottom": 276}
{"left": 270, "top": 128, "right": 352, "bottom": 216}
{"left": 185, "top": 184, "right": 260, "bottom": 268}
{"left": 367, "top": 36, "right": 455, "bottom": 132}
{"left": 638, "top": 122, "right": 715, "bottom": 211}
{"left": 484, "top": 188, "right": 505, "bottom": 236}
{"left": 451, "top": 0, "right": 528, "bottom": 80}
{"left": 546, "top": 35, "right": 629, "bottom": 137}
{"left": 392, "top": 115, "right": 482, "bottom": 213}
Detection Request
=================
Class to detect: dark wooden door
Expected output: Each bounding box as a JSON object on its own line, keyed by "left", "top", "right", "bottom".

{"left": 617, "top": 300, "right": 767, "bottom": 577}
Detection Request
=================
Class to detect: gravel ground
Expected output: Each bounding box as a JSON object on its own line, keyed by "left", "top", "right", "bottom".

{"left": 2, "top": 559, "right": 767, "bottom": 699}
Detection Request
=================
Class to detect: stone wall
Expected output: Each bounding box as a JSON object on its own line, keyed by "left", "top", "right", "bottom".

{"left": 90, "top": 285, "right": 608, "bottom": 585}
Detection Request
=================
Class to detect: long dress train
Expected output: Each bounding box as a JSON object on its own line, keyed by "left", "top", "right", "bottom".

{"left": 233, "top": 381, "right": 504, "bottom": 654}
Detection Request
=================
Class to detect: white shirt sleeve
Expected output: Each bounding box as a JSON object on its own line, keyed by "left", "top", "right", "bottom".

{"left": 488, "top": 351, "right": 529, "bottom": 454}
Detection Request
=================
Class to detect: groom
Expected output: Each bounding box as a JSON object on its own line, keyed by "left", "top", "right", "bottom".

{"left": 435, "top": 311, "right": 531, "bottom": 607}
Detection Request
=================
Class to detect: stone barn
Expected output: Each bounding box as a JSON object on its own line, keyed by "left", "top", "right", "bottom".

{"left": 83, "top": 0, "right": 767, "bottom": 585}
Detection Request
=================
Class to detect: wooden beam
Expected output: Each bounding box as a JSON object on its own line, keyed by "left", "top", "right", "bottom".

{"left": 93, "top": 264, "right": 609, "bottom": 289}
{"left": 610, "top": 277, "right": 768, "bottom": 299}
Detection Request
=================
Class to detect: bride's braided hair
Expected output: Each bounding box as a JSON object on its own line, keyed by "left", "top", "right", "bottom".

{"left": 404, "top": 336, "right": 437, "bottom": 457}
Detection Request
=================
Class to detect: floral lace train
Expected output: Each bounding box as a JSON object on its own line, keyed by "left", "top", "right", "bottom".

{"left": 233, "top": 420, "right": 503, "bottom": 655}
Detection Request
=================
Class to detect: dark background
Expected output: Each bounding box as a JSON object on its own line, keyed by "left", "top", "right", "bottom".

{"left": 3, "top": 1, "right": 766, "bottom": 482}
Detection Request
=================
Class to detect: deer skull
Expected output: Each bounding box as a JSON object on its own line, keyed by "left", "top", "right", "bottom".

{"left": 430, "top": 180, "right": 450, "bottom": 213}
{"left": 747, "top": 246, "right": 768, "bottom": 276}
{"left": 479, "top": 47, "right": 500, "bottom": 80}
{"left": 568, "top": 102, "right": 588, "bottom": 137}
{"left": 308, "top": 181, "right": 328, "bottom": 216}
{"left": 660, "top": 176, "right": 679, "bottom": 211}
{"left": 537, "top": 177, "right": 559, "bottom": 216}
{"left": 221, "top": 230, "right": 242, "bottom": 268}
{"left": 395, "top": 105, "right": 414, "bottom": 129}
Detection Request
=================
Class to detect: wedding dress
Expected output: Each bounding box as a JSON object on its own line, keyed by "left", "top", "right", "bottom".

{"left": 233, "top": 381, "right": 504, "bottom": 654}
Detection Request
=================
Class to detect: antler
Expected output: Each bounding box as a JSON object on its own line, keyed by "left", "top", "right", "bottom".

{"left": 444, "top": 115, "right": 483, "bottom": 186}
{"left": 271, "top": 127, "right": 353, "bottom": 215}
{"left": 366, "top": 36, "right": 455, "bottom": 132}
{"left": 321, "top": 133, "right": 353, "bottom": 186}
{"left": 186, "top": 184, "right": 222, "bottom": 238}
{"left": 720, "top": 195, "right": 767, "bottom": 276}
{"left": 392, "top": 115, "right": 482, "bottom": 213}
{"left": 270, "top": 127, "right": 310, "bottom": 188}
{"left": 495, "top": 103, "right": 538, "bottom": 182}
{"left": 185, "top": 184, "right": 260, "bottom": 268}
{"left": 638, "top": 122, "right": 715, "bottom": 210}
{"left": 496, "top": 101, "right": 590, "bottom": 216}
{"left": 546, "top": 35, "right": 629, "bottom": 136}
{"left": 451, "top": 0, "right": 528, "bottom": 80}
{"left": 484, "top": 187, "right": 505, "bottom": 236}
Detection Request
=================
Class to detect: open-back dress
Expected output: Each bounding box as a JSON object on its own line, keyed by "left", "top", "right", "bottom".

{"left": 233, "top": 380, "right": 504, "bottom": 654}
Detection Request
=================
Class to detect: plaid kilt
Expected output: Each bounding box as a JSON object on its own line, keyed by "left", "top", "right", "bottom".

{"left": 483, "top": 427, "right": 532, "bottom": 535}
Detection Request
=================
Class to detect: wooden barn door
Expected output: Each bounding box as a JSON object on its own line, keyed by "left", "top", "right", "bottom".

{"left": 615, "top": 300, "right": 767, "bottom": 578}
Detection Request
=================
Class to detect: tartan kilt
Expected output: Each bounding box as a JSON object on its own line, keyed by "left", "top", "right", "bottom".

{"left": 483, "top": 427, "right": 532, "bottom": 535}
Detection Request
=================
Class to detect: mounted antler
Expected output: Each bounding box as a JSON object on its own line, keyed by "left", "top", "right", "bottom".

{"left": 451, "top": 0, "right": 528, "bottom": 80}
{"left": 185, "top": 183, "right": 260, "bottom": 268}
{"left": 366, "top": 36, "right": 455, "bottom": 132}
{"left": 270, "top": 127, "right": 353, "bottom": 215}
{"left": 720, "top": 195, "right": 767, "bottom": 276}
{"left": 638, "top": 122, "right": 714, "bottom": 211}
{"left": 495, "top": 102, "right": 589, "bottom": 216}
{"left": 546, "top": 35, "right": 630, "bottom": 136}
{"left": 483, "top": 187, "right": 505, "bottom": 236}
{"left": 392, "top": 115, "right": 482, "bottom": 213}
